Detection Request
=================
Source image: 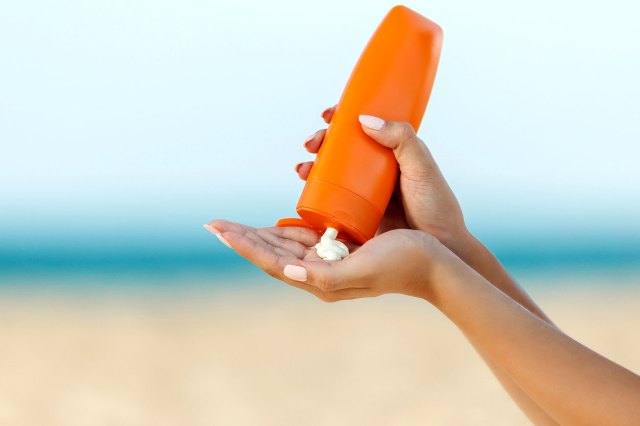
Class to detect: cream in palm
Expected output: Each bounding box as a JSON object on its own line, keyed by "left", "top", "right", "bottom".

{"left": 315, "top": 227, "right": 349, "bottom": 261}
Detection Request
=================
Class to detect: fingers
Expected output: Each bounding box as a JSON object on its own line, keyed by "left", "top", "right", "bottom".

{"left": 206, "top": 219, "right": 268, "bottom": 251}
{"left": 321, "top": 105, "right": 336, "bottom": 124}
{"left": 208, "top": 219, "right": 312, "bottom": 257}
{"left": 284, "top": 255, "right": 370, "bottom": 293}
{"left": 207, "top": 219, "right": 255, "bottom": 235}
{"left": 294, "top": 161, "right": 314, "bottom": 180}
{"left": 267, "top": 225, "right": 320, "bottom": 247}
{"left": 358, "top": 115, "right": 438, "bottom": 180}
{"left": 293, "top": 105, "right": 336, "bottom": 180}
{"left": 299, "top": 111, "right": 440, "bottom": 183}
{"left": 221, "top": 230, "right": 292, "bottom": 277}
{"left": 255, "top": 228, "right": 307, "bottom": 258}
{"left": 303, "top": 129, "right": 326, "bottom": 153}
{"left": 283, "top": 261, "right": 375, "bottom": 303}
{"left": 206, "top": 219, "right": 373, "bottom": 303}
{"left": 222, "top": 230, "right": 357, "bottom": 302}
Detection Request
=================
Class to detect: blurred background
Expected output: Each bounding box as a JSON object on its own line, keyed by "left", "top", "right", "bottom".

{"left": 1, "top": 0, "right": 639, "bottom": 424}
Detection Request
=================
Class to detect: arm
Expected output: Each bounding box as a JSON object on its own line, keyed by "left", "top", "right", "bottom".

{"left": 297, "top": 107, "right": 558, "bottom": 423}
{"left": 354, "top": 114, "right": 559, "bottom": 424}
{"left": 448, "top": 232, "right": 551, "bottom": 323}
{"left": 426, "top": 245, "right": 640, "bottom": 426}
{"left": 438, "top": 230, "right": 558, "bottom": 424}
{"left": 206, "top": 221, "right": 640, "bottom": 425}
{"left": 446, "top": 232, "right": 559, "bottom": 424}
{"left": 221, "top": 107, "right": 615, "bottom": 424}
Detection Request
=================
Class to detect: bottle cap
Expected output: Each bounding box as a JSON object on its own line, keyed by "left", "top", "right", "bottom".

{"left": 277, "top": 177, "right": 383, "bottom": 245}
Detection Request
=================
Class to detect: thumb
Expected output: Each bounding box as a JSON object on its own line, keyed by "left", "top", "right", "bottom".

{"left": 358, "top": 114, "right": 437, "bottom": 179}
{"left": 283, "top": 257, "right": 367, "bottom": 292}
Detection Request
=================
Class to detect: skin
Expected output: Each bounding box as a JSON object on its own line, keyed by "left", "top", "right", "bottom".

{"left": 206, "top": 106, "right": 640, "bottom": 425}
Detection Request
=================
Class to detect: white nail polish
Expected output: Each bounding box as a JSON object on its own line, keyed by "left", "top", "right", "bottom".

{"left": 203, "top": 224, "right": 231, "bottom": 248}
{"left": 358, "top": 114, "right": 386, "bottom": 130}
{"left": 284, "top": 265, "right": 308, "bottom": 282}
{"left": 216, "top": 234, "right": 231, "bottom": 248}
{"left": 303, "top": 132, "right": 317, "bottom": 145}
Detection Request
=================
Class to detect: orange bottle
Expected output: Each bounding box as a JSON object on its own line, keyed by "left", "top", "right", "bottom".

{"left": 277, "top": 5, "right": 443, "bottom": 244}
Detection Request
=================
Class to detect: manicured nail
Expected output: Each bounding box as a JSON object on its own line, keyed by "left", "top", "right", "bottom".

{"left": 216, "top": 234, "right": 231, "bottom": 248}
{"left": 203, "top": 224, "right": 231, "bottom": 248}
{"left": 203, "top": 224, "right": 219, "bottom": 234}
{"left": 284, "top": 265, "right": 308, "bottom": 282}
{"left": 303, "top": 132, "right": 316, "bottom": 147}
{"left": 359, "top": 114, "right": 386, "bottom": 130}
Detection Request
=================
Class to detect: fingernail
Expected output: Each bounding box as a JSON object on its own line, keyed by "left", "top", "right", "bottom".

{"left": 303, "top": 132, "right": 316, "bottom": 147}
{"left": 203, "top": 224, "right": 231, "bottom": 248}
{"left": 216, "top": 234, "right": 231, "bottom": 248}
{"left": 284, "top": 265, "right": 308, "bottom": 282}
{"left": 321, "top": 108, "right": 332, "bottom": 118}
{"left": 359, "top": 114, "right": 386, "bottom": 131}
{"left": 203, "top": 224, "right": 219, "bottom": 234}
{"left": 294, "top": 162, "right": 303, "bottom": 173}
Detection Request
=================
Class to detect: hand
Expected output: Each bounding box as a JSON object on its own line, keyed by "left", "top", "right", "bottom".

{"left": 297, "top": 106, "right": 468, "bottom": 250}
{"left": 204, "top": 220, "right": 438, "bottom": 302}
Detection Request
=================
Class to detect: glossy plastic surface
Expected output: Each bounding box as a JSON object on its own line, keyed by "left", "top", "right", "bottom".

{"left": 277, "top": 5, "right": 442, "bottom": 244}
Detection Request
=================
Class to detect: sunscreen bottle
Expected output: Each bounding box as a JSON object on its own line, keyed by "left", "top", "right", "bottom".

{"left": 277, "top": 5, "right": 443, "bottom": 245}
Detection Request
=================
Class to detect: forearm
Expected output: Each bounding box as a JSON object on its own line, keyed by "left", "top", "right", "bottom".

{"left": 471, "top": 348, "right": 558, "bottom": 425}
{"left": 447, "top": 230, "right": 551, "bottom": 324}
{"left": 427, "top": 252, "right": 640, "bottom": 425}
{"left": 443, "top": 230, "right": 558, "bottom": 424}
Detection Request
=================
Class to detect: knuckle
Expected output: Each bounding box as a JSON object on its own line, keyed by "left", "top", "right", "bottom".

{"left": 387, "top": 122, "right": 419, "bottom": 150}
{"left": 317, "top": 275, "right": 335, "bottom": 292}
{"left": 395, "top": 122, "right": 417, "bottom": 140}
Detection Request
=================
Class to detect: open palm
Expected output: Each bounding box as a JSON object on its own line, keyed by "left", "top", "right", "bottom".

{"left": 206, "top": 219, "right": 433, "bottom": 301}
{"left": 207, "top": 220, "right": 358, "bottom": 299}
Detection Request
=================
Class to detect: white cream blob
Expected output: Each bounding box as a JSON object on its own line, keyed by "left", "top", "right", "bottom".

{"left": 315, "top": 227, "right": 349, "bottom": 261}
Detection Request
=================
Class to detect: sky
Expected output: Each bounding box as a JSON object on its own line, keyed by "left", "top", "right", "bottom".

{"left": 1, "top": 0, "right": 639, "bottom": 252}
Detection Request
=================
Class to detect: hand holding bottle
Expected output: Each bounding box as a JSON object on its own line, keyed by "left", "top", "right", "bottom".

{"left": 296, "top": 105, "right": 469, "bottom": 254}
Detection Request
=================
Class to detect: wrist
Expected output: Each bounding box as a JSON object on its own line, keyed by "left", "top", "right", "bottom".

{"left": 434, "top": 229, "right": 497, "bottom": 292}
{"left": 418, "top": 241, "right": 475, "bottom": 316}
{"left": 433, "top": 225, "right": 475, "bottom": 259}
{"left": 413, "top": 231, "right": 459, "bottom": 304}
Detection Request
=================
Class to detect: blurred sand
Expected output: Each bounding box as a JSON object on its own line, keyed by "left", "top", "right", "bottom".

{"left": 0, "top": 276, "right": 639, "bottom": 426}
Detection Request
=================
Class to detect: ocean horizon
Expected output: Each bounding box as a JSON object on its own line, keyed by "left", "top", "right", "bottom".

{"left": 2, "top": 230, "right": 640, "bottom": 292}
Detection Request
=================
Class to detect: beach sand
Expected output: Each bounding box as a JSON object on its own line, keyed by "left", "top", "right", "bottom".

{"left": 0, "top": 275, "right": 639, "bottom": 425}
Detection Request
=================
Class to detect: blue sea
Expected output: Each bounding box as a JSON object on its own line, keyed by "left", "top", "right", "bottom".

{"left": 2, "top": 226, "right": 640, "bottom": 293}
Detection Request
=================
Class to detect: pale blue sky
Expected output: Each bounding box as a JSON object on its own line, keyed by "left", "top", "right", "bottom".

{"left": 1, "top": 0, "right": 639, "bottom": 246}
